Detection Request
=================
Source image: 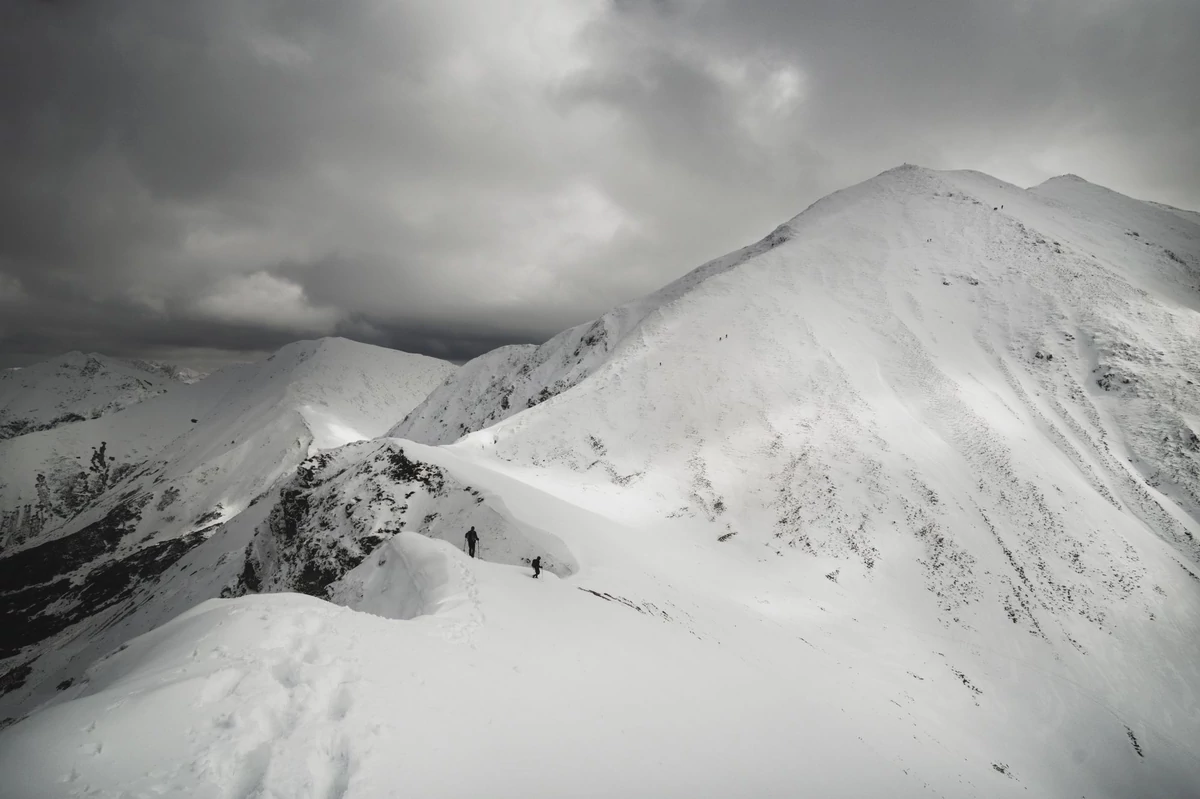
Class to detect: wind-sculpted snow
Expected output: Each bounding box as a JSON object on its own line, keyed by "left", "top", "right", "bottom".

{"left": 3, "top": 167, "right": 1200, "bottom": 797}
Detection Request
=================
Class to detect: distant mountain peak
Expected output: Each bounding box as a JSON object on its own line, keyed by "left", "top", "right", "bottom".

{"left": 1030, "top": 174, "right": 1105, "bottom": 195}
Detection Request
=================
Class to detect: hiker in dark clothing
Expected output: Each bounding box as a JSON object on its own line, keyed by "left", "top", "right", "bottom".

{"left": 531, "top": 556, "right": 542, "bottom": 579}
{"left": 465, "top": 526, "right": 479, "bottom": 558}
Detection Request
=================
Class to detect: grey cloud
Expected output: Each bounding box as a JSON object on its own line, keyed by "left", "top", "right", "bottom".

{"left": 1, "top": 0, "right": 1197, "bottom": 369}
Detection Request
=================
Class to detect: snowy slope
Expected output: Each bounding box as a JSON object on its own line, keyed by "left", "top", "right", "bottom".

{"left": 0, "top": 352, "right": 194, "bottom": 440}
{"left": 390, "top": 223, "right": 793, "bottom": 445}
{"left": 3, "top": 167, "right": 1199, "bottom": 798}
{"left": 0, "top": 338, "right": 455, "bottom": 720}
{"left": 4, "top": 439, "right": 1197, "bottom": 798}
{"left": 0, "top": 338, "right": 456, "bottom": 551}
{"left": 1031, "top": 174, "right": 1200, "bottom": 303}
{"left": 396, "top": 167, "right": 1200, "bottom": 549}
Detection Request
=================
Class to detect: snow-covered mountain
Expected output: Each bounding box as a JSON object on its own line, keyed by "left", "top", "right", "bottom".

{"left": 0, "top": 352, "right": 199, "bottom": 440}
{"left": 2, "top": 167, "right": 1199, "bottom": 798}
{"left": 128, "top": 360, "right": 208, "bottom": 385}
{"left": 0, "top": 338, "right": 455, "bottom": 716}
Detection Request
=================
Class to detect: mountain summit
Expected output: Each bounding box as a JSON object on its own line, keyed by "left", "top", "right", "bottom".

{"left": 2, "top": 168, "right": 1198, "bottom": 798}
{"left": 0, "top": 352, "right": 199, "bottom": 440}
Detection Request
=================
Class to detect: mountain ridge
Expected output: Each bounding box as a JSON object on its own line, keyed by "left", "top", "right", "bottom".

{"left": 2, "top": 166, "right": 1199, "bottom": 797}
{"left": 0, "top": 338, "right": 457, "bottom": 723}
{"left": 0, "top": 351, "right": 200, "bottom": 440}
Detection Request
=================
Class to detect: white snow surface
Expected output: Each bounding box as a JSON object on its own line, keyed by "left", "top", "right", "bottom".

{"left": 0, "top": 352, "right": 194, "bottom": 440}
{"left": 3, "top": 167, "right": 1200, "bottom": 798}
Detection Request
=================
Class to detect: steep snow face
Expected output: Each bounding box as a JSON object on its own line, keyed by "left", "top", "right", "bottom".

{"left": 402, "top": 167, "right": 1200, "bottom": 545}
{"left": 4, "top": 168, "right": 1200, "bottom": 798}
{"left": 0, "top": 352, "right": 193, "bottom": 440}
{"left": 0, "top": 338, "right": 455, "bottom": 720}
{"left": 391, "top": 223, "right": 793, "bottom": 444}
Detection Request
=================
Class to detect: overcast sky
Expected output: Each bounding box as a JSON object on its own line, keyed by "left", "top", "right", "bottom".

{"left": 1, "top": 0, "right": 1197, "bottom": 369}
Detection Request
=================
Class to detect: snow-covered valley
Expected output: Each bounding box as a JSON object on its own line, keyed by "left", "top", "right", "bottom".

{"left": 1, "top": 165, "right": 1199, "bottom": 798}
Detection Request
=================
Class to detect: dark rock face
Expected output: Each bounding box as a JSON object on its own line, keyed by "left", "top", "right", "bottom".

{"left": 0, "top": 497, "right": 143, "bottom": 588}
{"left": 235, "top": 440, "right": 489, "bottom": 600}
{"left": 0, "top": 662, "right": 32, "bottom": 700}
{"left": 0, "top": 493, "right": 209, "bottom": 663}
{"left": 0, "top": 433, "right": 474, "bottom": 721}
{"left": 1, "top": 447, "right": 143, "bottom": 554}
{"left": 0, "top": 491, "right": 209, "bottom": 694}
{"left": 383, "top": 448, "right": 445, "bottom": 490}
{"left": 232, "top": 438, "right": 572, "bottom": 606}
{"left": 0, "top": 435, "right": 227, "bottom": 721}
{"left": 0, "top": 412, "right": 88, "bottom": 440}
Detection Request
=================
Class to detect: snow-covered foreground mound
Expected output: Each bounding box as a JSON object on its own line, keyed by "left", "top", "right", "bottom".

{"left": 3, "top": 166, "right": 1200, "bottom": 797}
{"left": 1, "top": 564, "right": 943, "bottom": 798}
{"left": 0, "top": 352, "right": 196, "bottom": 440}
{"left": 0, "top": 338, "right": 455, "bottom": 720}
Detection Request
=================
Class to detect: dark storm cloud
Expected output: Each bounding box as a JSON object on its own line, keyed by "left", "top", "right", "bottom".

{"left": 1, "top": 0, "right": 1197, "bottom": 369}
